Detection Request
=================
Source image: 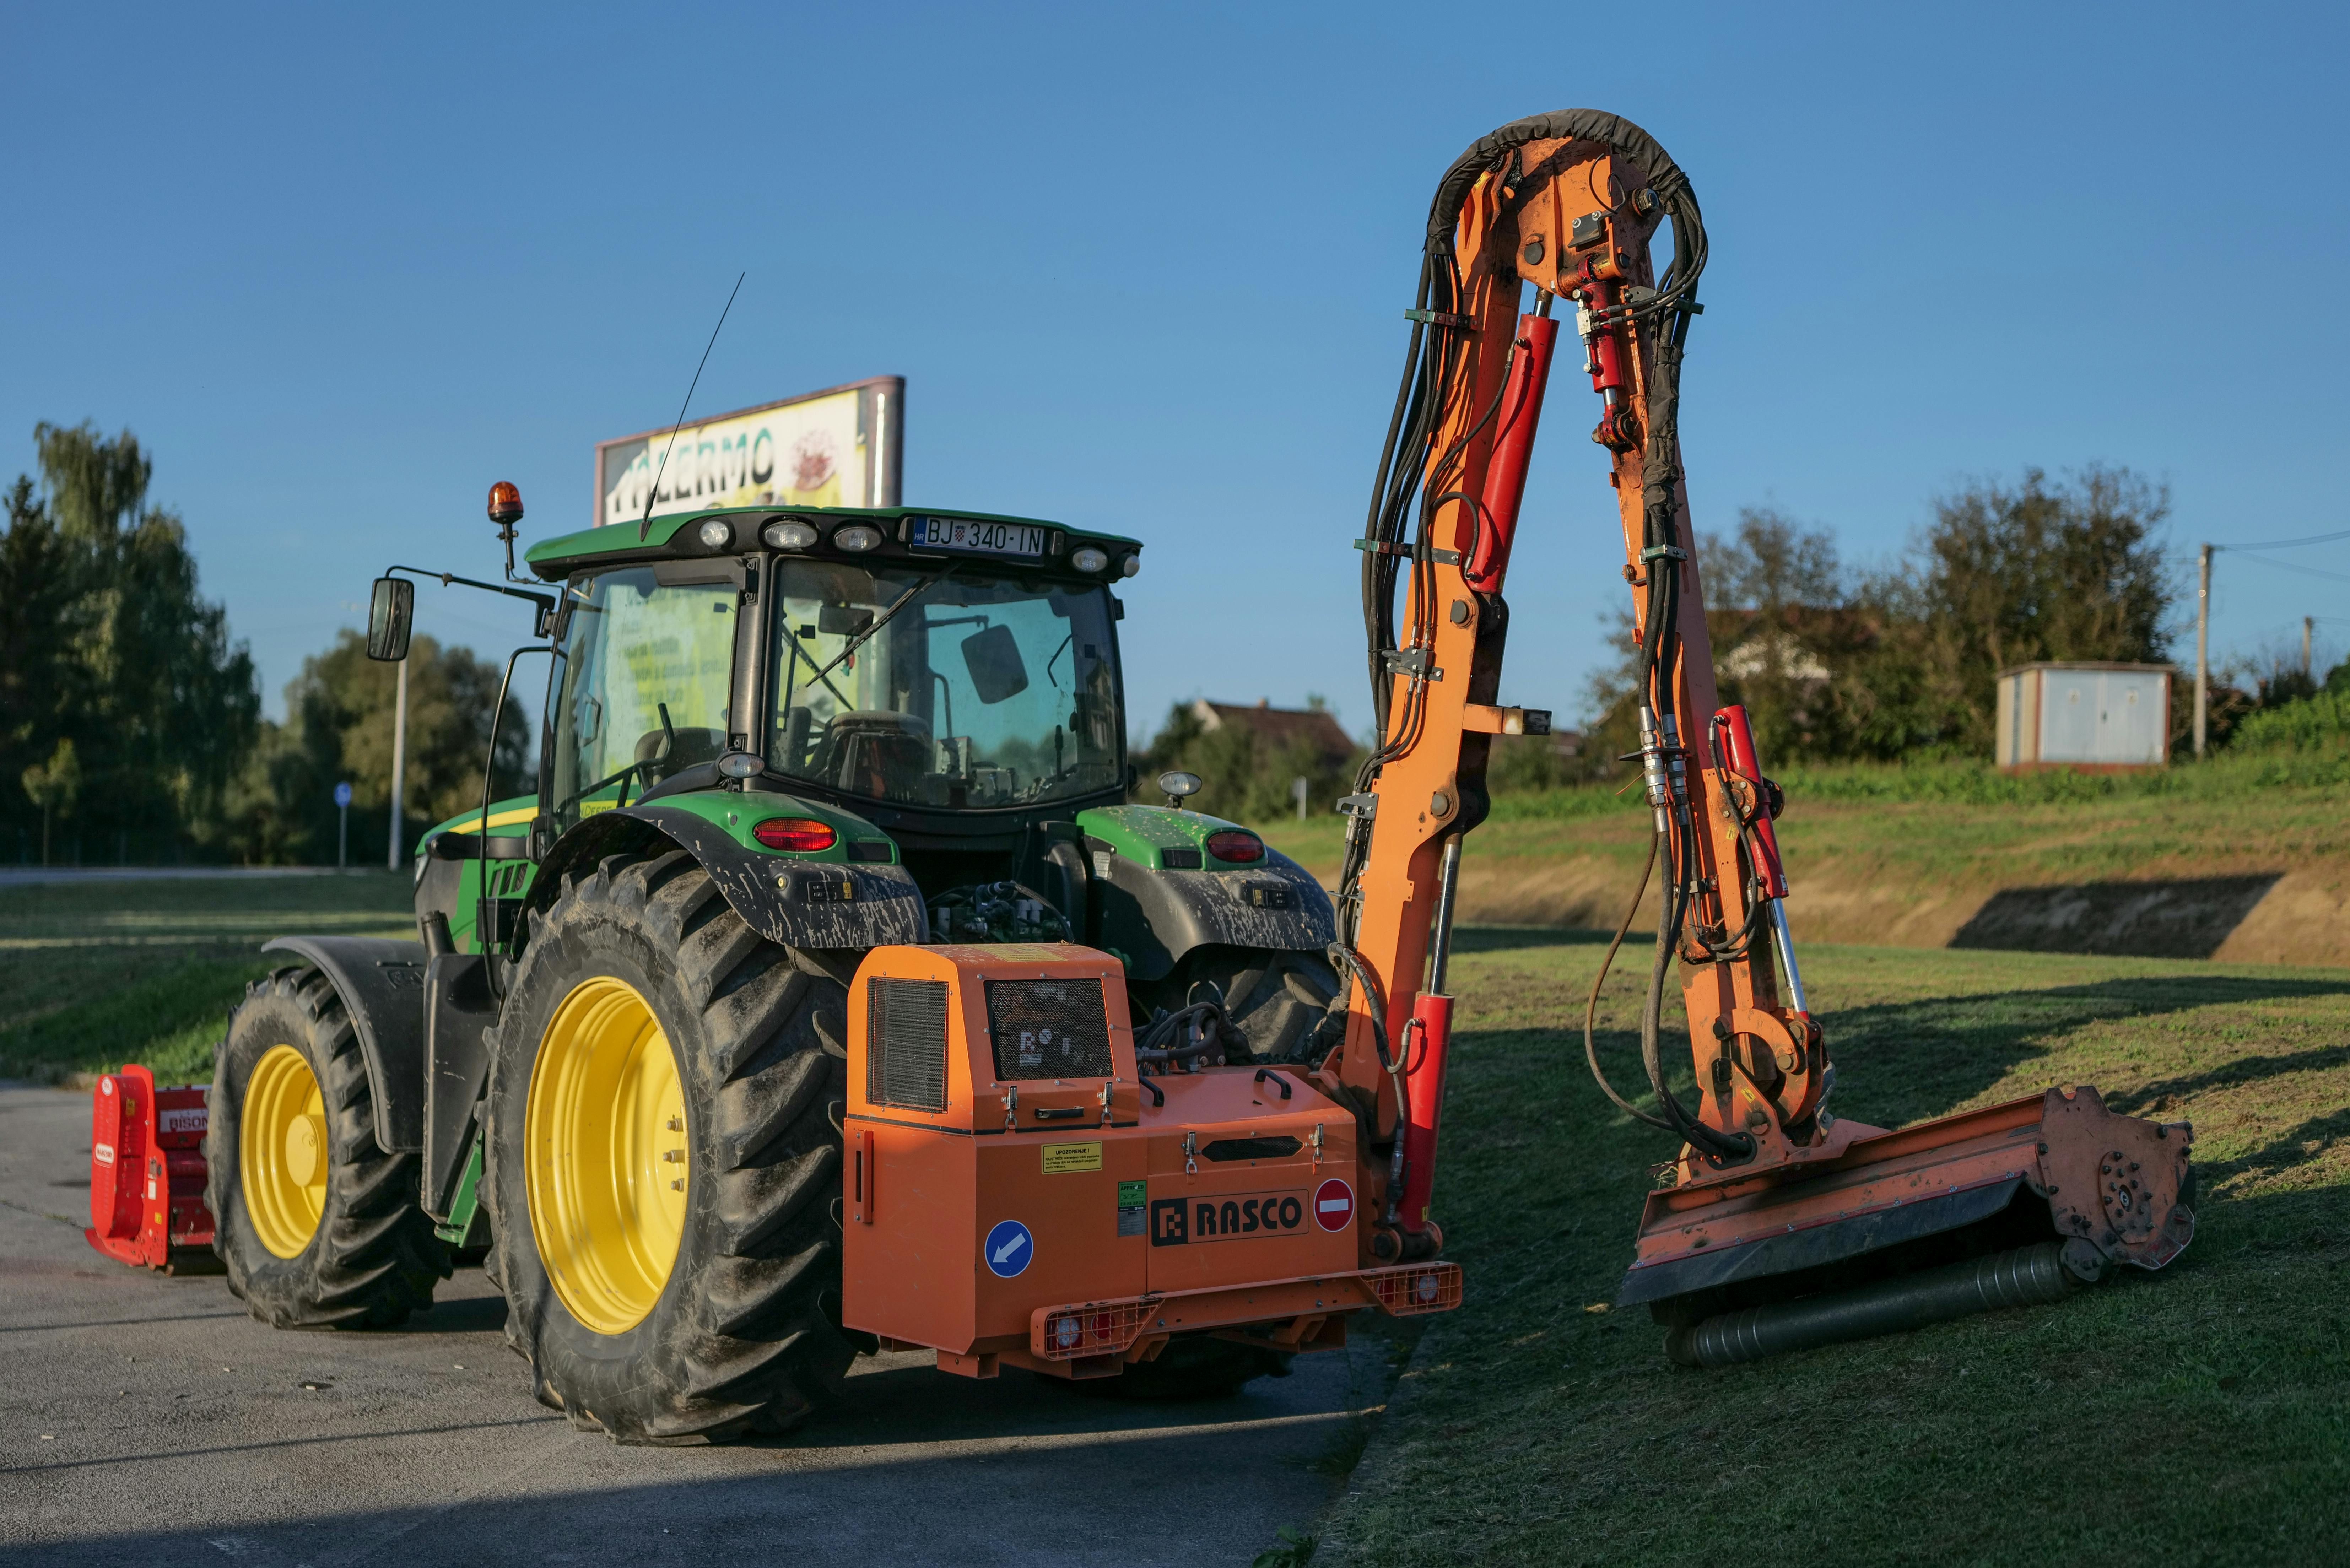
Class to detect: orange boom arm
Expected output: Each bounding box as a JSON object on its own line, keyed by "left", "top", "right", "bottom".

{"left": 1314, "top": 113, "right": 2192, "bottom": 1361}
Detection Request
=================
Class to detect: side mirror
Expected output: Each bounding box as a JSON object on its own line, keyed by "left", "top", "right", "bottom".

{"left": 961, "top": 623, "right": 1030, "bottom": 704}
{"left": 367, "top": 577, "right": 414, "bottom": 662}
{"left": 1157, "top": 769, "right": 1202, "bottom": 807}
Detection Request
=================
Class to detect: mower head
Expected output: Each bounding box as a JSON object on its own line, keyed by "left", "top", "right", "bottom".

{"left": 1620, "top": 1085, "right": 2194, "bottom": 1366}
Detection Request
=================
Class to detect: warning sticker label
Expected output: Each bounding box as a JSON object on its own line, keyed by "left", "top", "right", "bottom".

{"left": 1040, "top": 1142, "right": 1103, "bottom": 1174}
{"left": 1116, "top": 1178, "right": 1147, "bottom": 1237}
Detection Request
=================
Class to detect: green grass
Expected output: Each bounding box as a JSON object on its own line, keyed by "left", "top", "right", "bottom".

{"left": 1261, "top": 767, "right": 2350, "bottom": 956}
{"left": 0, "top": 872, "right": 414, "bottom": 1082}
{"left": 1318, "top": 933, "right": 2350, "bottom": 1566}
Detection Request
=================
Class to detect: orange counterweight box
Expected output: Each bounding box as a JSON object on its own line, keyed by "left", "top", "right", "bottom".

{"left": 841, "top": 943, "right": 1460, "bottom": 1382}
{"left": 86, "top": 1064, "right": 220, "bottom": 1273}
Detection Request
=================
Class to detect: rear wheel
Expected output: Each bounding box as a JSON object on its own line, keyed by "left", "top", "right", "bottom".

{"left": 485, "top": 847, "right": 858, "bottom": 1444}
{"left": 1137, "top": 946, "right": 1341, "bottom": 1065}
{"left": 205, "top": 969, "right": 449, "bottom": 1328}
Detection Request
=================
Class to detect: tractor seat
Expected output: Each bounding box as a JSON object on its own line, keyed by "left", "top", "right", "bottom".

{"left": 634, "top": 725, "right": 726, "bottom": 786}
{"left": 811, "top": 711, "right": 933, "bottom": 799}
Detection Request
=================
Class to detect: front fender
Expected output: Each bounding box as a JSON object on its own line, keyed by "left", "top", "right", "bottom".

{"left": 527, "top": 805, "right": 928, "bottom": 951}
{"left": 257, "top": 936, "right": 430, "bottom": 1154}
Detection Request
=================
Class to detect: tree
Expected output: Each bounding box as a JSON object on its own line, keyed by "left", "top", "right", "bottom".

{"left": 20, "top": 738, "right": 80, "bottom": 866}
{"left": 1699, "top": 506, "right": 1874, "bottom": 762}
{"left": 1861, "top": 465, "right": 2173, "bottom": 755}
{"left": 228, "top": 630, "right": 529, "bottom": 866}
{"left": 1, "top": 423, "right": 260, "bottom": 861}
{"left": 1571, "top": 467, "right": 2175, "bottom": 768}
{"left": 1578, "top": 506, "right": 1867, "bottom": 771}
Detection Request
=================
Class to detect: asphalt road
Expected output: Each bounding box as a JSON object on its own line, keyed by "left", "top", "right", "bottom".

{"left": 1, "top": 1081, "right": 1388, "bottom": 1566}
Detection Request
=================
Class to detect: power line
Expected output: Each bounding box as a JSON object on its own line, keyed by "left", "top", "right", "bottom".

{"left": 2214, "top": 526, "right": 2350, "bottom": 551}
{"left": 2226, "top": 550, "right": 2350, "bottom": 586}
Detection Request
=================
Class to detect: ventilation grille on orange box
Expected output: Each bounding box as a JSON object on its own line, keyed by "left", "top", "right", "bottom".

{"left": 869, "top": 978, "right": 949, "bottom": 1112}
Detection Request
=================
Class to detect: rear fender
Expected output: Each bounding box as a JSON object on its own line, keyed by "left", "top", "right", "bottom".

{"left": 525, "top": 804, "right": 928, "bottom": 951}
{"left": 1090, "top": 846, "right": 1334, "bottom": 982}
{"left": 256, "top": 936, "right": 431, "bottom": 1154}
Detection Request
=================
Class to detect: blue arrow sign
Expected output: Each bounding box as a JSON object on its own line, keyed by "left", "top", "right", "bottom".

{"left": 333, "top": 781, "right": 352, "bottom": 809}
{"left": 983, "top": 1218, "right": 1033, "bottom": 1278}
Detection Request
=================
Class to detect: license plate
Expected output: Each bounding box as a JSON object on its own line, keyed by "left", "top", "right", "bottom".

{"left": 915, "top": 516, "right": 1046, "bottom": 556}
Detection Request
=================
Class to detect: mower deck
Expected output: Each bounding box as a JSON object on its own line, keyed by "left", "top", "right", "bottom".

{"left": 1619, "top": 1085, "right": 2195, "bottom": 1317}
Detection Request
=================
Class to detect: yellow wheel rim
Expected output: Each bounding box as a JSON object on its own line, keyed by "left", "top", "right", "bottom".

{"left": 526, "top": 976, "right": 690, "bottom": 1335}
{"left": 242, "top": 1044, "right": 327, "bottom": 1259}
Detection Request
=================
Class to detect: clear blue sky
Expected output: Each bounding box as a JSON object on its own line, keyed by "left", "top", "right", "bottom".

{"left": 7, "top": 2, "right": 2345, "bottom": 745}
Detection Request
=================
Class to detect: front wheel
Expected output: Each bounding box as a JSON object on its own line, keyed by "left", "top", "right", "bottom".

{"left": 484, "top": 848, "right": 858, "bottom": 1444}
{"left": 205, "top": 969, "right": 448, "bottom": 1328}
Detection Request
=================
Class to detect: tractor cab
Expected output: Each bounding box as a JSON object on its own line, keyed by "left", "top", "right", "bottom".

{"left": 540, "top": 510, "right": 1132, "bottom": 876}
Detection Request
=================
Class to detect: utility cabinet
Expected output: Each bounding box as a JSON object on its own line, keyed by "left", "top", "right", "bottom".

{"left": 1995, "top": 663, "right": 2172, "bottom": 771}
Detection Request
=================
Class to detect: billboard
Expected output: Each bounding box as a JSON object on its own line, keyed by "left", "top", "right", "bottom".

{"left": 593, "top": 375, "right": 903, "bottom": 528}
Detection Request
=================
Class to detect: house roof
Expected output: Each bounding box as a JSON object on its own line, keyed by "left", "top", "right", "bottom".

{"left": 1995, "top": 661, "right": 2177, "bottom": 677}
{"left": 1192, "top": 699, "right": 1355, "bottom": 762}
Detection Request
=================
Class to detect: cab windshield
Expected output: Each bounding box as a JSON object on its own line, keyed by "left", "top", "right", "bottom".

{"left": 768, "top": 561, "right": 1121, "bottom": 809}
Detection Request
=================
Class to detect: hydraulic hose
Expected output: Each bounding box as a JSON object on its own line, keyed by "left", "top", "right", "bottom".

{"left": 1584, "top": 830, "right": 1676, "bottom": 1132}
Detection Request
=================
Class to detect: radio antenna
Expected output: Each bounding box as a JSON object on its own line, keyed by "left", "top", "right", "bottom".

{"left": 638, "top": 270, "right": 745, "bottom": 540}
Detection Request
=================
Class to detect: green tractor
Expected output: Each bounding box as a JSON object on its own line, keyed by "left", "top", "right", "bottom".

{"left": 204, "top": 490, "right": 1340, "bottom": 1442}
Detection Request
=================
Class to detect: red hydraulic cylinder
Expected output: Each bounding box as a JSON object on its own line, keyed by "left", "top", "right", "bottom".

{"left": 1463, "top": 313, "right": 1559, "bottom": 593}
{"left": 1581, "top": 280, "right": 1628, "bottom": 393}
{"left": 1398, "top": 992, "right": 1454, "bottom": 1233}
{"left": 1714, "top": 705, "right": 1789, "bottom": 899}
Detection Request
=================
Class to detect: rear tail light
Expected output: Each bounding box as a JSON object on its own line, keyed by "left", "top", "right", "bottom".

{"left": 1035, "top": 1299, "right": 1151, "bottom": 1359}
{"left": 1204, "top": 830, "right": 1264, "bottom": 863}
{"left": 752, "top": 817, "right": 837, "bottom": 852}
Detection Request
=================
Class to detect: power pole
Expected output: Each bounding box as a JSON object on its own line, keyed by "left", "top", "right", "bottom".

{"left": 2194, "top": 544, "right": 2211, "bottom": 757}
{"left": 387, "top": 656, "right": 409, "bottom": 869}
{"left": 2304, "top": 616, "right": 2314, "bottom": 678}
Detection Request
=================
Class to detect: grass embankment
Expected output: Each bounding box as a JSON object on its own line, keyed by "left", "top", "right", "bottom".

{"left": 1314, "top": 933, "right": 2350, "bottom": 1566}
{"left": 0, "top": 873, "right": 414, "bottom": 1083}
{"left": 1260, "top": 754, "right": 2350, "bottom": 962}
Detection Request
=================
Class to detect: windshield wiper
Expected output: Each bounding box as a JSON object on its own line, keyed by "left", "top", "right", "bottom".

{"left": 807, "top": 566, "right": 956, "bottom": 687}
{"left": 779, "top": 629, "right": 855, "bottom": 712}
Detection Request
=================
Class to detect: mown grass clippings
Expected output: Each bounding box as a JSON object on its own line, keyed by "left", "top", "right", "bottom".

{"left": 1317, "top": 935, "right": 2350, "bottom": 1567}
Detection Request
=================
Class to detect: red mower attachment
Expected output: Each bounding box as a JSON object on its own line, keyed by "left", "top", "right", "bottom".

{"left": 86, "top": 1065, "right": 220, "bottom": 1274}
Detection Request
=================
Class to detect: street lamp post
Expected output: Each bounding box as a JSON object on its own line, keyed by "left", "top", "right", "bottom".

{"left": 387, "top": 656, "right": 409, "bottom": 869}
{"left": 2194, "top": 544, "right": 2211, "bottom": 757}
